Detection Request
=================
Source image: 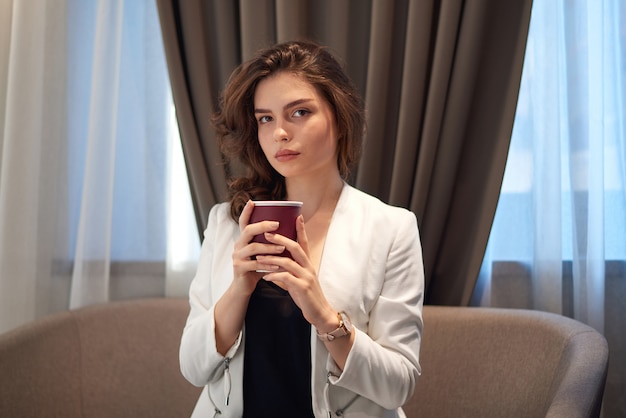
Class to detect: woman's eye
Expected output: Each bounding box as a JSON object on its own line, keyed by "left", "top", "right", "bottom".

{"left": 293, "top": 109, "right": 310, "bottom": 118}
{"left": 258, "top": 115, "right": 272, "bottom": 124}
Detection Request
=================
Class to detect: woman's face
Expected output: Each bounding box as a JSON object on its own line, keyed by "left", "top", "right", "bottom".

{"left": 254, "top": 72, "right": 339, "bottom": 182}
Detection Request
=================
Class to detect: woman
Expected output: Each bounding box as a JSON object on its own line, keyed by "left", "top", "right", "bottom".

{"left": 180, "top": 40, "right": 424, "bottom": 417}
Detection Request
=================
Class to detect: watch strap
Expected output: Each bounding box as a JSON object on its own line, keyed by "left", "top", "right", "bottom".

{"left": 316, "top": 312, "right": 352, "bottom": 342}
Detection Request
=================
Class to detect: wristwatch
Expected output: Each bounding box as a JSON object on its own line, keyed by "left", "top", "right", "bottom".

{"left": 316, "top": 311, "right": 352, "bottom": 342}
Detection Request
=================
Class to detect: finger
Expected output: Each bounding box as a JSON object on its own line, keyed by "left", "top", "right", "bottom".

{"left": 262, "top": 229, "right": 313, "bottom": 271}
{"left": 242, "top": 220, "right": 280, "bottom": 242}
{"left": 262, "top": 232, "right": 301, "bottom": 257}
{"left": 255, "top": 262, "right": 280, "bottom": 273}
{"left": 245, "top": 242, "right": 286, "bottom": 258}
{"left": 233, "top": 252, "right": 279, "bottom": 277}
{"left": 240, "top": 202, "right": 281, "bottom": 239}
{"left": 261, "top": 274, "right": 289, "bottom": 290}
{"left": 261, "top": 271, "right": 292, "bottom": 290}
{"left": 272, "top": 216, "right": 310, "bottom": 268}
{"left": 255, "top": 255, "right": 297, "bottom": 273}
{"left": 295, "top": 215, "right": 309, "bottom": 255}
{"left": 239, "top": 200, "right": 254, "bottom": 232}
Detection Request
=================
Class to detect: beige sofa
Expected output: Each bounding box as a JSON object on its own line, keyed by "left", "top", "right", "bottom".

{"left": 0, "top": 298, "right": 608, "bottom": 417}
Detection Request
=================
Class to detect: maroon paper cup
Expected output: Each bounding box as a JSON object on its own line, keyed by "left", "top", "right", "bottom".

{"left": 249, "top": 201, "right": 302, "bottom": 260}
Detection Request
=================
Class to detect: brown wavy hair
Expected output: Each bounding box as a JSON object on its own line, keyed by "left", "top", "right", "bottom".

{"left": 212, "top": 40, "right": 365, "bottom": 221}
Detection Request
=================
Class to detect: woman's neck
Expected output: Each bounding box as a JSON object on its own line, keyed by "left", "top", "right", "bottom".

{"left": 286, "top": 175, "right": 344, "bottom": 221}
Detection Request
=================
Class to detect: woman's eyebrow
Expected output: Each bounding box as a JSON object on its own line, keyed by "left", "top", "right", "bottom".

{"left": 254, "top": 98, "right": 314, "bottom": 114}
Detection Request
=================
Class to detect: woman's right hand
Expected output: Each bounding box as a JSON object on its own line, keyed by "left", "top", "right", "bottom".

{"left": 231, "top": 200, "right": 285, "bottom": 294}
{"left": 215, "top": 200, "right": 286, "bottom": 355}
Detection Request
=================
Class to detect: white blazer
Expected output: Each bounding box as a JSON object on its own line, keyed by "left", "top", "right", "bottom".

{"left": 180, "top": 183, "right": 424, "bottom": 417}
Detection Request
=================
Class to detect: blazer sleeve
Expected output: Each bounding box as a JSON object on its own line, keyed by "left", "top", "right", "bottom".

{"left": 179, "top": 204, "right": 242, "bottom": 387}
{"left": 327, "top": 208, "right": 424, "bottom": 409}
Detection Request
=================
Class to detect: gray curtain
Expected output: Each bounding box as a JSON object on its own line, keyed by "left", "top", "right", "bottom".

{"left": 156, "top": 0, "right": 532, "bottom": 306}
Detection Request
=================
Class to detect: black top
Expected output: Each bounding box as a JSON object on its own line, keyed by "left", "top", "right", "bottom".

{"left": 243, "top": 280, "right": 314, "bottom": 417}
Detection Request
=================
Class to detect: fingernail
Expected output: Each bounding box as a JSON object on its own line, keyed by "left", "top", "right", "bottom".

{"left": 265, "top": 232, "right": 275, "bottom": 239}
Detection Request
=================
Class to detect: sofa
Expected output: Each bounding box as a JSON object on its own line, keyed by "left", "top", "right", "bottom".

{"left": 404, "top": 305, "right": 608, "bottom": 418}
{"left": 0, "top": 298, "right": 200, "bottom": 417}
{"left": 0, "top": 298, "right": 608, "bottom": 417}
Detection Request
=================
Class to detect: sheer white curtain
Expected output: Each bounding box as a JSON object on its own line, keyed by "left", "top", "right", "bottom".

{"left": 475, "top": 0, "right": 625, "bottom": 414}
{"left": 0, "top": 0, "right": 198, "bottom": 334}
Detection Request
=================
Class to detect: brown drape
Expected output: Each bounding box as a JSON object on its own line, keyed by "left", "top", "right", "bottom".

{"left": 156, "top": 0, "right": 532, "bottom": 306}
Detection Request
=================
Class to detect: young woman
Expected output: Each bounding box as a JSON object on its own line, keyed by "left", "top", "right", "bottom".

{"left": 179, "top": 40, "right": 424, "bottom": 417}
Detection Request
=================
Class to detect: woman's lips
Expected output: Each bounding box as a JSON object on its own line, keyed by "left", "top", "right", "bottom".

{"left": 275, "top": 149, "right": 300, "bottom": 162}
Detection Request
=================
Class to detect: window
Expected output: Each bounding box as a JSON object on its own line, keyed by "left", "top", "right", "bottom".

{"left": 484, "top": 0, "right": 626, "bottom": 267}
{"left": 65, "top": 0, "right": 199, "bottom": 302}
{"left": 478, "top": 6, "right": 625, "bottom": 411}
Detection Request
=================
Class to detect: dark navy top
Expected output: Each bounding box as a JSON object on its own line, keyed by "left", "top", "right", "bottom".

{"left": 243, "top": 280, "right": 314, "bottom": 417}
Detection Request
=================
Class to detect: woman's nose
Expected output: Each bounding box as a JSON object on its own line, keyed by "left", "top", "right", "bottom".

{"left": 273, "top": 124, "right": 290, "bottom": 142}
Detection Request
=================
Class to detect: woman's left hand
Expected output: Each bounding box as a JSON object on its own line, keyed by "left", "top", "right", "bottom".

{"left": 256, "top": 215, "right": 338, "bottom": 332}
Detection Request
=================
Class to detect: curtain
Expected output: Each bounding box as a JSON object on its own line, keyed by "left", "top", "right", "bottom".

{"left": 157, "top": 0, "right": 533, "bottom": 306}
{"left": 0, "top": 0, "right": 68, "bottom": 332}
{"left": 475, "top": 0, "right": 625, "bottom": 415}
{"left": 0, "top": 0, "right": 196, "bottom": 334}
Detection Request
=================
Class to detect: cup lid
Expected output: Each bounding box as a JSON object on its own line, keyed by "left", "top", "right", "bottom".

{"left": 252, "top": 200, "right": 303, "bottom": 207}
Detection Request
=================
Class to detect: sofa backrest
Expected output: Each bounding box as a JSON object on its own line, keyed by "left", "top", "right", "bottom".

{"left": 403, "top": 306, "right": 608, "bottom": 418}
{"left": 0, "top": 298, "right": 201, "bottom": 418}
